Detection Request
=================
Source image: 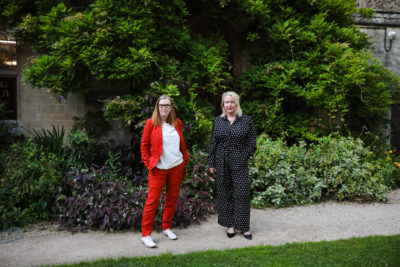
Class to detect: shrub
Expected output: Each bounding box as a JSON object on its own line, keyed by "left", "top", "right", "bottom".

{"left": 56, "top": 165, "right": 147, "bottom": 233}
{"left": 73, "top": 111, "right": 112, "bottom": 139}
{"left": 0, "top": 104, "right": 24, "bottom": 175}
{"left": 64, "top": 130, "right": 100, "bottom": 169}
{"left": 64, "top": 130, "right": 133, "bottom": 171}
{"left": 249, "top": 134, "right": 389, "bottom": 208}
{"left": 375, "top": 150, "right": 400, "bottom": 189}
{"left": 57, "top": 149, "right": 217, "bottom": 232}
{"left": 30, "top": 125, "right": 66, "bottom": 156}
{"left": 0, "top": 139, "right": 65, "bottom": 227}
{"left": 175, "top": 150, "right": 216, "bottom": 228}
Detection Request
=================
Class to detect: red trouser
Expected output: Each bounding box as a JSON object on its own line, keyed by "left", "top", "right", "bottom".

{"left": 141, "top": 162, "right": 185, "bottom": 237}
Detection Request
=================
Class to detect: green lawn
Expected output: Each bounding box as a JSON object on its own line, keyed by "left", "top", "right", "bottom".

{"left": 55, "top": 235, "right": 400, "bottom": 267}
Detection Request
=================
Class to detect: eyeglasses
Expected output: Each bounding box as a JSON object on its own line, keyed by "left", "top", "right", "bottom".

{"left": 159, "top": 104, "right": 171, "bottom": 109}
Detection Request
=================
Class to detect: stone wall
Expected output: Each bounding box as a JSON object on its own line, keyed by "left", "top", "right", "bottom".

{"left": 357, "top": 26, "right": 400, "bottom": 76}
{"left": 14, "top": 45, "right": 131, "bottom": 143}
{"left": 356, "top": 10, "right": 400, "bottom": 148}
{"left": 358, "top": 0, "right": 400, "bottom": 12}
{"left": 16, "top": 45, "right": 87, "bottom": 135}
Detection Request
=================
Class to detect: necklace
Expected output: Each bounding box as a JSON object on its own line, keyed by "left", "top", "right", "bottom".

{"left": 227, "top": 116, "right": 236, "bottom": 124}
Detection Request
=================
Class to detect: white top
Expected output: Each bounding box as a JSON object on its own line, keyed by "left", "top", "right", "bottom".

{"left": 156, "top": 123, "right": 183, "bottom": 169}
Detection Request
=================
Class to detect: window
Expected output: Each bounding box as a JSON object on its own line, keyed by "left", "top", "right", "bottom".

{"left": 0, "top": 78, "right": 17, "bottom": 120}
{"left": 0, "top": 33, "right": 17, "bottom": 71}
{"left": 0, "top": 32, "right": 17, "bottom": 120}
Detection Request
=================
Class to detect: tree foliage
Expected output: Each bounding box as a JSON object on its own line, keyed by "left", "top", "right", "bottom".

{"left": 236, "top": 1, "right": 399, "bottom": 142}
{"left": 3, "top": 0, "right": 400, "bottom": 144}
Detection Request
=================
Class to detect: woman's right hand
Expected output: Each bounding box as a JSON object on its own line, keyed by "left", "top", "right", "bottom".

{"left": 209, "top": 167, "right": 216, "bottom": 174}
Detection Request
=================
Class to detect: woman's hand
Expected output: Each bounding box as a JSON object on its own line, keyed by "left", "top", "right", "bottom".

{"left": 209, "top": 167, "right": 216, "bottom": 174}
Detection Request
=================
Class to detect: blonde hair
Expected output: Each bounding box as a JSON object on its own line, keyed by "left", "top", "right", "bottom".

{"left": 151, "top": 95, "right": 177, "bottom": 127}
{"left": 220, "top": 91, "right": 242, "bottom": 117}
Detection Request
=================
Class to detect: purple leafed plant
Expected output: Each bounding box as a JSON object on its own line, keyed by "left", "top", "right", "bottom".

{"left": 56, "top": 150, "right": 217, "bottom": 233}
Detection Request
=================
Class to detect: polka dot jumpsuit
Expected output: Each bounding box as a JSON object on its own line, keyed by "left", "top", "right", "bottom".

{"left": 208, "top": 114, "right": 257, "bottom": 232}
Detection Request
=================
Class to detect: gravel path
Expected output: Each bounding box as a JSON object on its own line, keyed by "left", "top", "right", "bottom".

{"left": 1, "top": 189, "right": 400, "bottom": 267}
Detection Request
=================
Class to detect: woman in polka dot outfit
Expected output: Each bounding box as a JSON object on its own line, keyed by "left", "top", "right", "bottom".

{"left": 208, "top": 91, "right": 257, "bottom": 240}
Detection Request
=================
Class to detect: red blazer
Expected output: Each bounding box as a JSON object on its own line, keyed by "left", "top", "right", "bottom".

{"left": 141, "top": 118, "right": 189, "bottom": 170}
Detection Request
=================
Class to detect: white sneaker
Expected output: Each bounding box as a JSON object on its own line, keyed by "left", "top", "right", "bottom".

{"left": 141, "top": 235, "right": 157, "bottom": 248}
{"left": 163, "top": 229, "right": 178, "bottom": 240}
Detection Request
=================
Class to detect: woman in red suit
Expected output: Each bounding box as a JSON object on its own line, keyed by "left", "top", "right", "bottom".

{"left": 140, "top": 95, "right": 189, "bottom": 248}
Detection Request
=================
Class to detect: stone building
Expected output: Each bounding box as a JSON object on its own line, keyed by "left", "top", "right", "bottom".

{"left": 356, "top": 0, "right": 400, "bottom": 148}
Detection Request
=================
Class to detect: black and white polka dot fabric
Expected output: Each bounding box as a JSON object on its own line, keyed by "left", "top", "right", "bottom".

{"left": 208, "top": 114, "right": 257, "bottom": 232}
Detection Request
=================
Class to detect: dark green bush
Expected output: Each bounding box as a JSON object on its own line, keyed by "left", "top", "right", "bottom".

{"left": 64, "top": 130, "right": 129, "bottom": 170}
{"left": 0, "top": 139, "right": 64, "bottom": 227}
{"left": 73, "top": 111, "right": 112, "bottom": 139}
{"left": 0, "top": 103, "right": 24, "bottom": 174}
{"left": 249, "top": 134, "right": 389, "bottom": 208}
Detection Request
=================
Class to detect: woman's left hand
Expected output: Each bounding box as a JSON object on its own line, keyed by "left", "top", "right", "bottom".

{"left": 209, "top": 167, "right": 216, "bottom": 175}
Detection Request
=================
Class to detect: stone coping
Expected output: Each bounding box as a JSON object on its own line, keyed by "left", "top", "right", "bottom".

{"left": 355, "top": 11, "right": 400, "bottom": 26}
